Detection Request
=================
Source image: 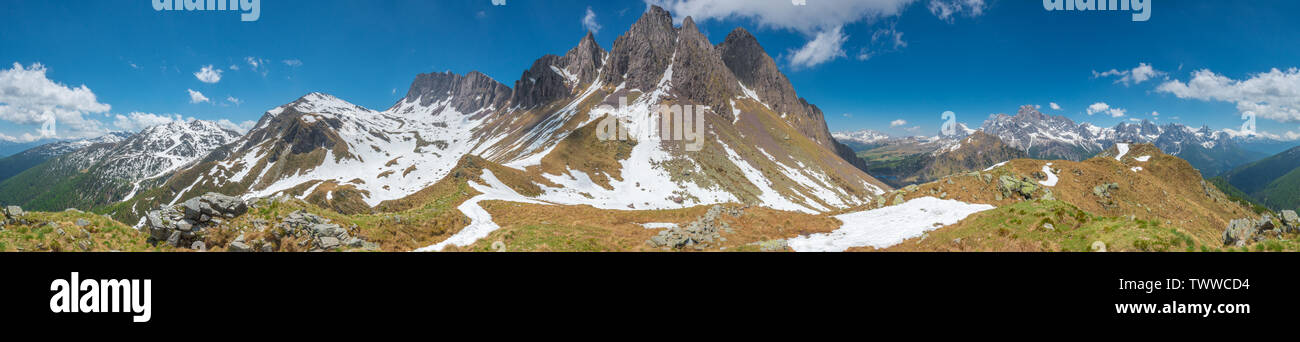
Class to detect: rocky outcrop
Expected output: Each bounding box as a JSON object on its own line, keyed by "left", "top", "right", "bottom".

{"left": 647, "top": 205, "right": 744, "bottom": 250}
{"left": 998, "top": 175, "right": 1041, "bottom": 200}
{"left": 1223, "top": 214, "right": 1285, "bottom": 247}
{"left": 145, "top": 193, "right": 249, "bottom": 248}
{"left": 273, "top": 210, "right": 378, "bottom": 251}
{"left": 2, "top": 205, "right": 25, "bottom": 227}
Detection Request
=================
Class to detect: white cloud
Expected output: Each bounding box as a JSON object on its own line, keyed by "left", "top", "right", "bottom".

{"left": 194, "top": 65, "right": 223, "bottom": 84}
{"left": 491, "top": 0, "right": 506, "bottom": 5}
{"left": 0, "top": 62, "right": 112, "bottom": 140}
{"left": 890, "top": 119, "right": 907, "bottom": 127}
{"left": 283, "top": 59, "right": 303, "bottom": 67}
{"left": 1093, "top": 63, "right": 1164, "bottom": 86}
{"left": 927, "top": 0, "right": 986, "bottom": 23}
{"left": 226, "top": 96, "right": 243, "bottom": 106}
{"left": 582, "top": 6, "right": 602, "bottom": 34}
{"left": 229, "top": 64, "right": 239, "bottom": 71}
{"left": 1049, "top": 102, "right": 1061, "bottom": 110}
{"left": 187, "top": 89, "right": 210, "bottom": 104}
{"left": 842, "top": 113, "right": 852, "bottom": 118}
{"left": 113, "top": 112, "right": 187, "bottom": 132}
{"left": 1157, "top": 68, "right": 1300, "bottom": 123}
{"left": 216, "top": 119, "right": 257, "bottom": 133}
{"left": 788, "top": 26, "right": 848, "bottom": 69}
{"left": 1086, "top": 102, "right": 1126, "bottom": 118}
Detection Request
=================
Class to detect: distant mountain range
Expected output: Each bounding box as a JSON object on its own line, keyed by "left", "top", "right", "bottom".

{"left": 0, "top": 132, "right": 133, "bottom": 183}
{"left": 0, "top": 121, "right": 239, "bottom": 212}
{"left": 1217, "top": 146, "right": 1300, "bottom": 211}
{"left": 836, "top": 105, "right": 1293, "bottom": 183}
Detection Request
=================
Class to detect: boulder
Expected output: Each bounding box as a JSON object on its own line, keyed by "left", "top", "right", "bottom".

{"left": 5, "top": 205, "right": 23, "bottom": 217}
{"left": 1223, "top": 219, "right": 1256, "bottom": 247}
{"left": 317, "top": 237, "right": 341, "bottom": 250}
{"left": 310, "top": 223, "right": 346, "bottom": 238}
{"left": 228, "top": 241, "right": 253, "bottom": 252}
{"left": 1282, "top": 210, "right": 1299, "bottom": 233}
{"left": 190, "top": 241, "right": 206, "bottom": 251}
{"left": 1090, "top": 241, "right": 1107, "bottom": 252}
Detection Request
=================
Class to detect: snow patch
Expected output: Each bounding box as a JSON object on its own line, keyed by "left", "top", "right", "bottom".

{"left": 1038, "top": 163, "right": 1058, "bottom": 187}
{"left": 1135, "top": 155, "right": 1151, "bottom": 162}
{"left": 787, "top": 197, "right": 995, "bottom": 252}
{"left": 1115, "top": 143, "right": 1130, "bottom": 161}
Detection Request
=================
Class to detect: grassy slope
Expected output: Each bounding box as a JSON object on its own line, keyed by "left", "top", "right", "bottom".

{"left": 0, "top": 211, "right": 175, "bottom": 252}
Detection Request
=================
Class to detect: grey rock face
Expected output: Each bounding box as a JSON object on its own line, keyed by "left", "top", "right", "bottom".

{"left": 401, "top": 71, "right": 512, "bottom": 113}
{"left": 600, "top": 5, "right": 678, "bottom": 94}
{"left": 511, "top": 55, "right": 572, "bottom": 109}
{"left": 718, "top": 27, "right": 831, "bottom": 145}
{"left": 5, "top": 205, "right": 23, "bottom": 217}
{"left": 75, "top": 219, "right": 90, "bottom": 227}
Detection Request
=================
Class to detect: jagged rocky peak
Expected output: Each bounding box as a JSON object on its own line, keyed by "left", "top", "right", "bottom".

{"left": 600, "top": 5, "right": 678, "bottom": 91}
{"left": 1014, "top": 104, "right": 1050, "bottom": 120}
{"left": 563, "top": 30, "right": 606, "bottom": 85}
{"left": 718, "top": 27, "right": 795, "bottom": 107}
{"left": 670, "top": 15, "right": 741, "bottom": 113}
{"left": 511, "top": 54, "right": 571, "bottom": 109}
{"left": 511, "top": 30, "right": 608, "bottom": 110}
{"left": 401, "top": 71, "right": 511, "bottom": 113}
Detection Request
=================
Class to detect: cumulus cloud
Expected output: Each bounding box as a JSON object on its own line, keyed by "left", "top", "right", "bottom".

{"left": 1156, "top": 68, "right": 1300, "bottom": 123}
{"left": 194, "top": 65, "right": 223, "bottom": 84}
{"left": 789, "top": 26, "right": 848, "bottom": 69}
{"left": 582, "top": 6, "right": 602, "bottom": 33}
{"left": 112, "top": 112, "right": 186, "bottom": 132}
{"left": 1049, "top": 102, "right": 1062, "bottom": 110}
{"left": 226, "top": 96, "right": 243, "bottom": 106}
{"left": 282, "top": 59, "right": 303, "bottom": 68}
{"left": 1086, "top": 102, "right": 1126, "bottom": 118}
{"left": 645, "top": 0, "right": 983, "bottom": 69}
{"left": 890, "top": 119, "right": 908, "bottom": 127}
{"left": 187, "top": 89, "right": 210, "bottom": 104}
{"left": 216, "top": 119, "right": 257, "bottom": 133}
{"left": 0, "top": 62, "right": 112, "bottom": 141}
{"left": 1093, "top": 63, "right": 1165, "bottom": 86}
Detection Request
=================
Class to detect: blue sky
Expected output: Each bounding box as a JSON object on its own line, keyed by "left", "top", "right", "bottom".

{"left": 3, "top": 0, "right": 1300, "bottom": 142}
